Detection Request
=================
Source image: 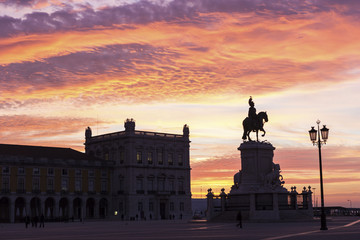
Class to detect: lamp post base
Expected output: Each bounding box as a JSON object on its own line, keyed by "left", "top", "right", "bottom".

{"left": 320, "top": 213, "right": 328, "bottom": 230}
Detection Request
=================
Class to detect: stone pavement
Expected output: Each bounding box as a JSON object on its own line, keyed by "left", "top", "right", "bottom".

{"left": 0, "top": 217, "right": 359, "bottom": 240}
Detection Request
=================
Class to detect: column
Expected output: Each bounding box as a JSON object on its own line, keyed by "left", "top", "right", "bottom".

{"left": 10, "top": 197, "right": 15, "bottom": 223}
{"left": 81, "top": 197, "right": 86, "bottom": 221}
{"left": 220, "top": 188, "right": 227, "bottom": 213}
{"left": 290, "top": 187, "right": 298, "bottom": 210}
{"left": 206, "top": 189, "right": 214, "bottom": 220}
{"left": 25, "top": 198, "right": 31, "bottom": 216}
{"left": 69, "top": 197, "right": 73, "bottom": 219}
{"left": 94, "top": 198, "right": 99, "bottom": 218}
{"left": 54, "top": 198, "right": 59, "bottom": 219}
{"left": 307, "top": 187, "right": 313, "bottom": 212}
{"left": 40, "top": 196, "right": 45, "bottom": 215}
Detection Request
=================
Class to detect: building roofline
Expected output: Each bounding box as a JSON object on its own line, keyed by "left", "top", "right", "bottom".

{"left": 87, "top": 129, "right": 187, "bottom": 143}
{"left": 0, "top": 143, "right": 105, "bottom": 163}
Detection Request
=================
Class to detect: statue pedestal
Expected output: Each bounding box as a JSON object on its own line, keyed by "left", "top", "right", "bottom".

{"left": 230, "top": 141, "right": 287, "bottom": 194}
{"left": 239, "top": 141, "right": 273, "bottom": 191}
{"left": 228, "top": 141, "right": 288, "bottom": 221}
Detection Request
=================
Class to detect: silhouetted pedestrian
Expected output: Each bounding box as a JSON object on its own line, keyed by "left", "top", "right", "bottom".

{"left": 34, "top": 215, "right": 38, "bottom": 228}
{"left": 39, "top": 214, "right": 45, "bottom": 228}
{"left": 25, "top": 216, "right": 30, "bottom": 228}
{"left": 236, "top": 211, "right": 242, "bottom": 228}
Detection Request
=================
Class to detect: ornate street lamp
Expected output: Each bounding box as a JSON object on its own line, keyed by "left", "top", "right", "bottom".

{"left": 309, "top": 120, "right": 329, "bottom": 230}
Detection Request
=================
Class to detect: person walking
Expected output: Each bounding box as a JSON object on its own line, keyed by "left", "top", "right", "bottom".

{"left": 236, "top": 211, "right": 242, "bottom": 228}
{"left": 34, "top": 215, "right": 38, "bottom": 228}
{"left": 25, "top": 216, "right": 30, "bottom": 228}
{"left": 39, "top": 214, "right": 45, "bottom": 228}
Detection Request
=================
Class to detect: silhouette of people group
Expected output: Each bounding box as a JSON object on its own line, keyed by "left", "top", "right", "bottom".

{"left": 25, "top": 214, "right": 45, "bottom": 228}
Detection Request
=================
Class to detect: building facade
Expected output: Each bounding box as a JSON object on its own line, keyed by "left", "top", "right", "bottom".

{"left": 84, "top": 119, "right": 192, "bottom": 220}
{"left": 0, "top": 144, "right": 113, "bottom": 223}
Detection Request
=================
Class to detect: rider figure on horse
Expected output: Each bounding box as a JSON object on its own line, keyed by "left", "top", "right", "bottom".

{"left": 248, "top": 96, "right": 258, "bottom": 130}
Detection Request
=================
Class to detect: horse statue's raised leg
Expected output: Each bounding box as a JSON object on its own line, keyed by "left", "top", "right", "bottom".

{"left": 260, "top": 127, "right": 266, "bottom": 137}
{"left": 245, "top": 130, "right": 252, "bottom": 141}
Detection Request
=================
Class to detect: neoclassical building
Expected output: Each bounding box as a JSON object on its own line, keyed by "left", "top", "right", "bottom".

{"left": 0, "top": 144, "right": 113, "bottom": 223}
{"left": 84, "top": 119, "right": 192, "bottom": 220}
{"left": 0, "top": 119, "right": 192, "bottom": 222}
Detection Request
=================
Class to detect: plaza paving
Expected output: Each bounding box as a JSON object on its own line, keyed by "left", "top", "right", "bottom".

{"left": 0, "top": 217, "right": 359, "bottom": 240}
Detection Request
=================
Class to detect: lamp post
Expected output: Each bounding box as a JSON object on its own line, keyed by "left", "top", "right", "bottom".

{"left": 309, "top": 120, "right": 329, "bottom": 231}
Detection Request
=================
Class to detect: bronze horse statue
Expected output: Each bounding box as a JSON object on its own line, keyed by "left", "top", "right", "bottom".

{"left": 242, "top": 111, "right": 268, "bottom": 141}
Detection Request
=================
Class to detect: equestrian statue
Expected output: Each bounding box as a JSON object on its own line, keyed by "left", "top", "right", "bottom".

{"left": 242, "top": 96, "right": 268, "bottom": 141}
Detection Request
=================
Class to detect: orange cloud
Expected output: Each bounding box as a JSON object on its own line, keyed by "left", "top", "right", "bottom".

{"left": 0, "top": 115, "right": 110, "bottom": 150}
{"left": 2, "top": 10, "right": 360, "bottom": 107}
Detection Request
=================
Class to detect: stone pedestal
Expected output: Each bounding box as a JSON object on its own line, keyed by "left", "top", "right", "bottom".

{"left": 238, "top": 141, "right": 274, "bottom": 191}
{"left": 231, "top": 141, "right": 286, "bottom": 194}
{"left": 228, "top": 141, "right": 287, "bottom": 221}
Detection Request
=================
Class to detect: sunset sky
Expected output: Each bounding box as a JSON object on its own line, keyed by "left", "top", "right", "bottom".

{"left": 1, "top": 0, "right": 359, "bottom": 207}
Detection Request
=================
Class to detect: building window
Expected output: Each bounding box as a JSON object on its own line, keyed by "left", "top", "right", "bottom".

{"left": 149, "top": 201, "right": 154, "bottom": 212}
{"left": 119, "top": 202, "right": 124, "bottom": 212}
{"left": 169, "top": 179, "right": 175, "bottom": 192}
{"left": 168, "top": 153, "right": 173, "bottom": 165}
{"left": 178, "top": 180, "right": 184, "bottom": 192}
{"left": 101, "top": 180, "right": 108, "bottom": 192}
{"left": 18, "top": 167, "right": 25, "bottom": 175}
{"left": 47, "top": 168, "right": 54, "bottom": 176}
{"left": 147, "top": 178, "right": 154, "bottom": 191}
{"left": 157, "top": 151, "right": 163, "bottom": 165}
{"left": 75, "top": 179, "right": 82, "bottom": 192}
{"left": 17, "top": 177, "right": 25, "bottom": 191}
{"left": 138, "top": 202, "right": 143, "bottom": 211}
{"left": 62, "top": 169, "right": 68, "bottom": 176}
{"left": 104, "top": 152, "right": 109, "bottom": 161}
{"left": 88, "top": 169, "right": 94, "bottom": 177}
{"left": 101, "top": 170, "right": 107, "bottom": 178}
{"left": 88, "top": 179, "right": 94, "bottom": 192}
{"left": 2, "top": 176, "right": 9, "bottom": 191}
{"left": 119, "top": 151, "right": 124, "bottom": 164}
{"left": 136, "top": 178, "right": 143, "bottom": 191}
{"left": 47, "top": 178, "right": 54, "bottom": 191}
{"left": 33, "top": 177, "right": 40, "bottom": 191}
{"left": 147, "top": 152, "right": 153, "bottom": 164}
{"left": 61, "top": 178, "right": 68, "bottom": 191}
{"left": 33, "top": 167, "right": 40, "bottom": 175}
{"left": 158, "top": 178, "right": 165, "bottom": 191}
{"left": 178, "top": 154, "right": 183, "bottom": 166}
{"left": 136, "top": 151, "right": 142, "bottom": 164}
{"left": 170, "top": 202, "right": 174, "bottom": 211}
{"left": 2, "top": 166, "right": 9, "bottom": 174}
{"left": 75, "top": 169, "right": 82, "bottom": 177}
{"left": 119, "top": 177, "right": 124, "bottom": 192}
{"left": 180, "top": 202, "right": 184, "bottom": 211}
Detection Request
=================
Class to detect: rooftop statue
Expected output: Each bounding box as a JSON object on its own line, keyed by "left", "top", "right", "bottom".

{"left": 242, "top": 96, "right": 268, "bottom": 141}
